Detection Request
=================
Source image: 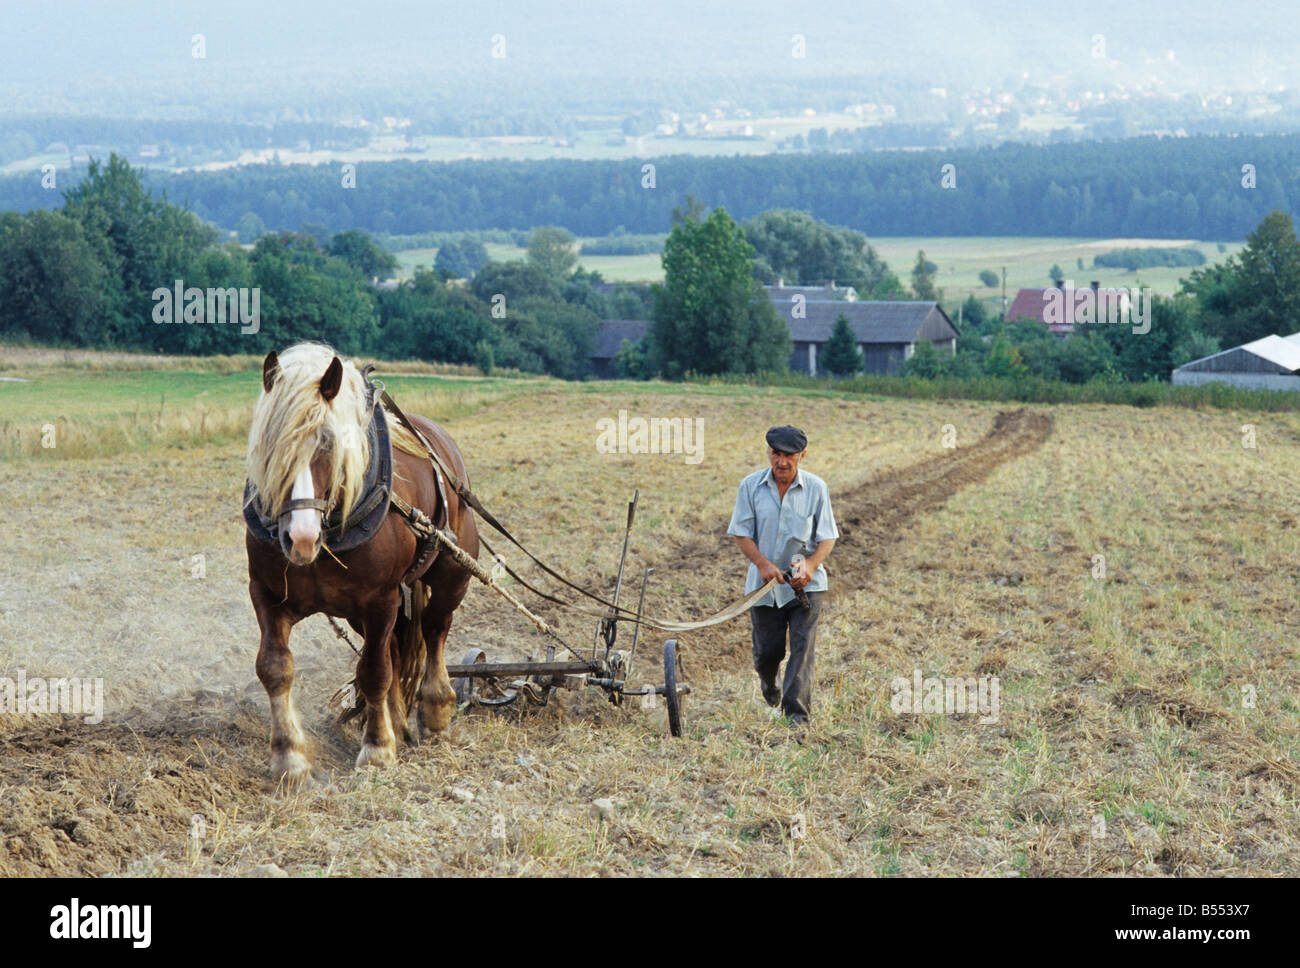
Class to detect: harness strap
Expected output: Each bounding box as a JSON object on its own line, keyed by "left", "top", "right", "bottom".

{"left": 282, "top": 497, "right": 329, "bottom": 514}
{"left": 377, "top": 386, "right": 776, "bottom": 634}
{"left": 390, "top": 491, "right": 441, "bottom": 587}
{"left": 380, "top": 389, "right": 648, "bottom": 621}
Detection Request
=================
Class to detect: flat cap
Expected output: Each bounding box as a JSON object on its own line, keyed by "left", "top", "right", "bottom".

{"left": 766, "top": 425, "right": 807, "bottom": 454}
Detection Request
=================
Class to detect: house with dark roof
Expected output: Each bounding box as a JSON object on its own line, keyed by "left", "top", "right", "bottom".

{"left": 1005, "top": 282, "right": 1131, "bottom": 337}
{"left": 590, "top": 319, "right": 650, "bottom": 377}
{"left": 590, "top": 300, "right": 957, "bottom": 378}
{"left": 769, "top": 299, "right": 957, "bottom": 374}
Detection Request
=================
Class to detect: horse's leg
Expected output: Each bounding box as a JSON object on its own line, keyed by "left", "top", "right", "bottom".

{"left": 251, "top": 581, "right": 310, "bottom": 786}
{"left": 418, "top": 567, "right": 470, "bottom": 737}
{"left": 385, "top": 626, "right": 413, "bottom": 745}
{"left": 355, "top": 593, "right": 401, "bottom": 768}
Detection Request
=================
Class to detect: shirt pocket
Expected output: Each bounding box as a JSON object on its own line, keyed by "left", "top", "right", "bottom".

{"left": 785, "top": 510, "right": 815, "bottom": 545}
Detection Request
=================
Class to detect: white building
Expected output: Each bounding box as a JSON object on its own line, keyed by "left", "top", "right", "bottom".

{"left": 1171, "top": 333, "right": 1300, "bottom": 392}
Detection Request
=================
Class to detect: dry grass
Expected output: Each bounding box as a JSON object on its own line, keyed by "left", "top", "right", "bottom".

{"left": 0, "top": 342, "right": 512, "bottom": 376}
{"left": 1, "top": 374, "right": 1297, "bottom": 876}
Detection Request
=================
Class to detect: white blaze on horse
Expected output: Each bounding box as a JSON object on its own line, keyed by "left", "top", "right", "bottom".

{"left": 243, "top": 342, "right": 479, "bottom": 785}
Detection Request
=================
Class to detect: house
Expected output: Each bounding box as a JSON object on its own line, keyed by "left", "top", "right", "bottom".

{"left": 590, "top": 319, "right": 649, "bottom": 377}
{"left": 769, "top": 300, "right": 957, "bottom": 375}
{"left": 1005, "top": 282, "right": 1131, "bottom": 337}
{"left": 591, "top": 299, "right": 957, "bottom": 378}
{"left": 1171, "top": 333, "right": 1300, "bottom": 392}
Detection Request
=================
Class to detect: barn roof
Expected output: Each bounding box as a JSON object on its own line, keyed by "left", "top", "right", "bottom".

{"left": 1174, "top": 333, "right": 1300, "bottom": 374}
{"left": 1006, "top": 286, "right": 1132, "bottom": 335}
{"left": 769, "top": 300, "right": 956, "bottom": 344}
{"left": 593, "top": 319, "right": 650, "bottom": 359}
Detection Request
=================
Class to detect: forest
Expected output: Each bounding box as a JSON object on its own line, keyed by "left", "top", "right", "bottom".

{"left": 0, "top": 133, "right": 1294, "bottom": 241}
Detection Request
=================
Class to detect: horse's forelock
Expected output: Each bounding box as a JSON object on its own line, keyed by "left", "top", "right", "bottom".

{"left": 247, "top": 345, "right": 371, "bottom": 522}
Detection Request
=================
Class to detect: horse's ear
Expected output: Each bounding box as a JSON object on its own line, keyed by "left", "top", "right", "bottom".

{"left": 262, "top": 351, "right": 279, "bottom": 393}
{"left": 319, "top": 356, "right": 343, "bottom": 402}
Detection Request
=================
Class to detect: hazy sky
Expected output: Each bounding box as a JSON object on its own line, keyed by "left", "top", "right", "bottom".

{"left": 2, "top": 1, "right": 1296, "bottom": 109}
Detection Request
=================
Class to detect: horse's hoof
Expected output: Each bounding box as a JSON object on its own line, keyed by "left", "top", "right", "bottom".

{"left": 415, "top": 715, "right": 448, "bottom": 745}
{"left": 273, "top": 750, "right": 313, "bottom": 789}
{"left": 355, "top": 743, "right": 396, "bottom": 769}
{"left": 419, "top": 702, "right": 455, "bottom": 736}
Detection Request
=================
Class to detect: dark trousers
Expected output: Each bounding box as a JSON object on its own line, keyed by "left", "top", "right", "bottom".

{"left": 750, "top": 591, "right": 824, "bottom": 720}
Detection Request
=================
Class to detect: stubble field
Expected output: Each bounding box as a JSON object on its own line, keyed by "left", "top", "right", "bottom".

{"left": 0, "top": 352, "right": 1297, "bottom": 876}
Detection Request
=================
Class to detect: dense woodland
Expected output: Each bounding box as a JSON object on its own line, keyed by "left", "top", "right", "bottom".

{"left": 0, "top": 134, "right": 1296, "bottom": 241}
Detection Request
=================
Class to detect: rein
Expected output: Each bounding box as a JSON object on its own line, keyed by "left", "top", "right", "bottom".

{"left": 377, "top": 387, "right": 777, "bottom": 634}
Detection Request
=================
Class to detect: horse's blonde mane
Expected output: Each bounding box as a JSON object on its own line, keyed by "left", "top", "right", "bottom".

{"left": 246, "top": 343, "right": 431, "bottom": 525}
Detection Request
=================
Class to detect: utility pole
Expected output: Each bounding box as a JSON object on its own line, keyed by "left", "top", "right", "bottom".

{"left": 1001, "top": 266, "right": 1008, "bottom": 317}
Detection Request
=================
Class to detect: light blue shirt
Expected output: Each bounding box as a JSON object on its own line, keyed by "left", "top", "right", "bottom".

{"left": 727, "top": 466, "right": 839, "bottom": 608}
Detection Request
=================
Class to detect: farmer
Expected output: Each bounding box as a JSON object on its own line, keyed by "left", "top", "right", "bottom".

{"left": 727, "top": 425, "right": 838, "bottom": 726}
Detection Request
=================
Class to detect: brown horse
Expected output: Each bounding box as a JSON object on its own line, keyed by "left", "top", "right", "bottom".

{"left": 244, "top": 342, "right": 478, "bottom": 785}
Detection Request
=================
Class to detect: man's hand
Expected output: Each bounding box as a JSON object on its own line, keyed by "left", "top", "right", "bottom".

{"left": 735, "top": 537, "right": 785, "bottom": 585}
{"left": 789, "top": 558, "right": 811, "bottom": 590}
{"left": 758, "top": 559, "right": 785, "bottom": 585}
{"left": 791, "top": 538, "right": 836, "bottom": 591}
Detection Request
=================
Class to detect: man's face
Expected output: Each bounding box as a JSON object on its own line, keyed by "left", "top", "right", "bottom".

{"left": 768, "top": 446, "right": 806, "bottom": 486}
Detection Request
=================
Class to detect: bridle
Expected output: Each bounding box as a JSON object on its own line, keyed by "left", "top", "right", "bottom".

{"left": 272, "top": 365, "right": 384, "bottom": 560}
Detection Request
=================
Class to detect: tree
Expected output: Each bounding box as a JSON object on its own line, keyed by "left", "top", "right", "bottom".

{"left": 0, "top": 210, "right": 124, "bottom": 345}
{"left": 911, "top": 250, "right": 938, "bottom": 301}
{"left": 821, "top": 313, "right": 863, "bottom": 376}
{"left": 1184, "top": 209, "right": 1300, "bottom": 347}
{"left": 561, "top": 267, "right": 610, "bottom": 315}
{"left": 743, "top": 209, "right": 903, "bottom": 298}
{"left": 983, "top": 332, "right": 1025, "bottom": 378}
{"left": 470, "top": 260, "right": 561, "bottom": 304}
{"left": 434, "top": 237, "right": 489, "bottom": 279}
{"left": 248, "top": 236, "right": 380, "bottom": 354}
{"left": 328, "top": 229, "right": 397, "bottom": 280}
{"left": 960, "top": 294, "right": 988, "bottom": 330}
{"left": 1049, "top": 263, "right": 1065, "bottom": 286}
{"left": 901, "top": 338, "right": 945, "bottom": 378}
{"left": 526, "top": 225, "right": 578, "bottom": 280}
{"left": 1057, "top": 329, "right": 1119, "bottom": 383}
{"left": 651, "top": 202, "right": 789, "bottom": 378}
{"left": 1101, "top": 292, "right": 1199, "bottom": 382}
{"left": 62, "top": 153, "right": 217, "bottom": 339}
{"left": 978, "top": 269, "right": 999, "bottom": 288}
{"left": 236, "top": 212, "right": 266, "bottom": 244}
{"left": 613, "top": 337, "right": 649, "bottom": 379}
{"left": 375, "top": 270, "right": 497, "bottom": 364}
{"left": 1230, "top": 210, "right": 1300, "bottom": 341}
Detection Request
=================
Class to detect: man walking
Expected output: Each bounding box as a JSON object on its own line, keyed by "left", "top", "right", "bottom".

{"left": 727, "top": 426, "right": 837, "bottom": 726}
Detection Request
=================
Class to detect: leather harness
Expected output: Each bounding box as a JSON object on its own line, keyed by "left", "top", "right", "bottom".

{"left": 243, "top": 368, "right": 448, "bottom": 587}
{"left": 245, "top": 366, "right": 786, "bottom": 636}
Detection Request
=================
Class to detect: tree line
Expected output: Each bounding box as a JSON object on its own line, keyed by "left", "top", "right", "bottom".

{"left": 1, "top": 134, "right": 1295, "bottom": 240}
{"left": 0, "top": 156, "right": 650, "bottom": 378}
{"left": 3, "top": 154, "right": 1297, "bottom": 390}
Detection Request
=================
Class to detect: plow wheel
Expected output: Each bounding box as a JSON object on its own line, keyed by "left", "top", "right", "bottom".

{"left": 663, "top": 639, "right": 686, "bottom": 738}
{"left": 452, "top": 648, "right": 519, "bottom": 707}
